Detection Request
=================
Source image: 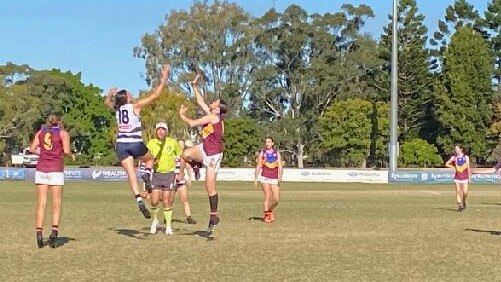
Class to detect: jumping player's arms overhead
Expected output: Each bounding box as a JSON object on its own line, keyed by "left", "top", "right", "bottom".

{"left": 104, "top": 87, "right": 118, "bottom": 110}
{"left": 191, "top": 74, "right": 211, "bottom": 115}
{"left": 134, "top": 64, "right": 170, "bottom": 112}
{"left": 179, "top": 104, "right": 218, "bottom": 127}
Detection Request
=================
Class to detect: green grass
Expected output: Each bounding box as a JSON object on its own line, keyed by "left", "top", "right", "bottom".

{"left": 2, "top": 181, "right": 501, "bottom": 281}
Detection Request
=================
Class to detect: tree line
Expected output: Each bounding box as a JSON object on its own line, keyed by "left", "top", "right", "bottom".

{"left": 2, "top": 0, "right": 501, "bottom": 168}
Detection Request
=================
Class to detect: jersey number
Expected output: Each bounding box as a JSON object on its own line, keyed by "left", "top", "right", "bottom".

{"left": 43, "top": 132, "right": 53, "bottom": 150}
{"left": 118, "top": 110, "right": 129, "bottom": 124}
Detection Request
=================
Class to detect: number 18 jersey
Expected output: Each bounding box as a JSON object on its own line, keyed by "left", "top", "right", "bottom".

{"left": 116, "top": 104, "right": 143, "bottom": 143}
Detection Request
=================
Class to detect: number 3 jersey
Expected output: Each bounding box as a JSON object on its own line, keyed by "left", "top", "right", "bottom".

{"left": 116, "top": 104, "right": 143, "bottom": 143}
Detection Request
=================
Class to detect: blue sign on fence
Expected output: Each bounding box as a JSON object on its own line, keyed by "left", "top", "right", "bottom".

{"left": 389, "top": 170, "right": 500, "bottom": 184}
{"left": 389, "top": 171, "right": 425, "bottom": 182}
{"left": 90, "top": 169, "right": 129, "bottom": 181}
{"left": 0, "top": 168, "right": 26, "bottom": 180}
{"left": 64, "top": 170, "right": 84, "bottom": 180}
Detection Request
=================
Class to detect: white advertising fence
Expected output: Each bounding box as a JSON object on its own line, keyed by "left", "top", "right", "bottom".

{"left": 209, "top": 168, "right": 388, "bottom": 183}
{"left": 1, "top": 167, "right": 389, "bottom": 183}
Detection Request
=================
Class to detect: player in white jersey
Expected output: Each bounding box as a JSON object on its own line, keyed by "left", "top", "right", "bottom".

{"left": 104, "top": 64, "right": 170, "bottom": 219}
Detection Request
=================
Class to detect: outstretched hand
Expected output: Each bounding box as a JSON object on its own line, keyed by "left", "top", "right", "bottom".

{"left": 107, "top": 87, "right": 118, "bottom": 97}
{"left": 190, "top": 74, "right": 202, "bottom": 87}
{"left": 160, "top": 64, "right": 170, "bottom": 82}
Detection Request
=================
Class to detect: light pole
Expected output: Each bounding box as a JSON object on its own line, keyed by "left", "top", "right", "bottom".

{"left": 389, "top": 0, "right": 399, "bottom": 171}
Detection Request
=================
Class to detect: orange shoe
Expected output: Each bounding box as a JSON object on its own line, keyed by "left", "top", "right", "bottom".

{"left": 269, "top": 211, "right": 275, "bottom": 222}
{"left": 264, "top": 213, "right": 272, "bottom": 223}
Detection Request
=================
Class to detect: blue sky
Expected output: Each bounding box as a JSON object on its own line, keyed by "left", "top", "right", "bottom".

{"left": 0, "top": 0, "right": 489, "bottom": 95}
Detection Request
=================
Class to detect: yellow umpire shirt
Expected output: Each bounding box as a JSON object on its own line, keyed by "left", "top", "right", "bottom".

{"left": 146, "top": 137, "right": 182, "bottom": 173}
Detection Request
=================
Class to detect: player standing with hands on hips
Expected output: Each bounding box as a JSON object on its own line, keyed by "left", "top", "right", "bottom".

{"left": 254, "top": 137, "right": 283, "bottom": 223}
{"left": 445, "top": 144, "right": 471, "bottom": 212}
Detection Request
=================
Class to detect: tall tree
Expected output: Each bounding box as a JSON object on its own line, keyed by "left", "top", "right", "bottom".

{"left": 0, "top": 65, "right": 115, "bottom": 165}
{"left": 133, "top": 0, "right": 254, "bottom": 115}
{"left": 485, "top": 0, "right": 501, "bottom": 90}
{"left": 435, "top": 27, "right": 493, "bottom": 160}
{"left": 250, "top": 4, "right": 376, "bottom": 167}
{"left": 222, "top": 117, "right": 262, "bottom": 167}
{"left": 430, "top": 0, "right": 484, "bottom": 56}
{"left": 319, "top": 98, "right": 389, "bottom": 167}
{"left": 376, "top": 0, "right": 434, "bottom": 142}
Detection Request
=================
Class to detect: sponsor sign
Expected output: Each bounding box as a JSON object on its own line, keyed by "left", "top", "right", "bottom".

{"left": 91, "top": 169, "right": 128, "bottom": 181}
{"left": 64, "top": 170, "right": 84, "bottom": 180}
{"left": 0, "top": 168, "right": 26, "bottom": 180}
{"left": 389, "top": 170, "right": 501, "bottom": 184}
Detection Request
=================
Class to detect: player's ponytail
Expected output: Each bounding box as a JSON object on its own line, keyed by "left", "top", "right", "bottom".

{"left": 48, "top": 114, "right": 61, "bottom": 127}
{"left": 114, "top": 89, "right": 128, "bottom": 111}
{"left": 219, "top": 99, "right": 228, "bottom": 116}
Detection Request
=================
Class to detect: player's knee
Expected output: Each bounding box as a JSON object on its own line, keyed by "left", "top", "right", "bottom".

{"left": 181, "top": 151, "right": 190, "bottom": 160}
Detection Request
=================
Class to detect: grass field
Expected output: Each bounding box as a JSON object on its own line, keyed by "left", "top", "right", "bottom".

{"left": 2, "top": 181, "right": 501, "bottom": 281}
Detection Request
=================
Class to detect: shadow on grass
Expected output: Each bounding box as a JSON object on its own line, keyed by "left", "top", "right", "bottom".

{"left": 172, "top": 218, "right": 196, "bottom": 224}
{"left": 44, "top": 237, "right": 76, "bottom": 248}
{"left": 433, "top": 207, "right": 459, "bottom": 212}
{"left": 111, "top": 228, "right": 149, "bottom": 239}
{"left": 480, "top": 203, "right": 501, "bottom": 206}
{"left": 178, "top": 230, "right": 215, "bottom": 241}
{"left": 465, "top": 228, "right": 501, "bottom": 236}
{"left": 248, "top": 216, "right": 264, "bottom": 222}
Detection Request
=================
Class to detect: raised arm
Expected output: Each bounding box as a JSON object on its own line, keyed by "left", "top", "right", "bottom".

{"left": 179, "top": 104, "right": 217, "bottom": 127}
{"left": 133, "top": 64, "right": 170, "bottom": 111}
{"left": 104, "top": 87, "right": 118, "bottom": 110}
{"left": 191, "top": 74, "right": 211, "bottom": 115}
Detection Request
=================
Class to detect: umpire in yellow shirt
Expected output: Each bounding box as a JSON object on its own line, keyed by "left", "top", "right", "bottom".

{"left": 147, "top": 122, "right": 182, "bottom": 235}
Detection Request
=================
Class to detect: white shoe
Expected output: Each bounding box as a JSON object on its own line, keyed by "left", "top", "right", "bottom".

{"left": 165, "top": 226, "right": 173, "bottom": 235}
{"left": 150, "top": 220, "right": 159, "bottom": 234}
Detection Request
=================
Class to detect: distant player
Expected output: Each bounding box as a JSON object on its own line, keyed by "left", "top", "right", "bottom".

{"left": 147, "top": 122, "right": 182, "bottom": 235}
{"left": 104, "top": 64, "right": 170, "bottom": 219}
{"left": 30, "top": 114, "right": 75, "bottom": 248}
{"left": 176, "top": 139, "right": 196, "bottom": 224}
{"left": 445, "top": 144, "right": 471, "bottom": 212}
{"left": 254, "top": 137, "right": 283, "bottom": 223}
{"left": 178, "top": 74, "right": 227, "bottom": 237}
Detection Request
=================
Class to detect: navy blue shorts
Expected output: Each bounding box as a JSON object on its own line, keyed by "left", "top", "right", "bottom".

{"left": 115, "top": 142, "right": 148, "bottom": 162}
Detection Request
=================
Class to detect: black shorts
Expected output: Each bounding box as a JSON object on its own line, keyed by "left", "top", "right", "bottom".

{"left": 115, "top": 142, "right": 148, "bottom": 162}
{"left": 151, "top": 173, "right": 176, "bottom": 191}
